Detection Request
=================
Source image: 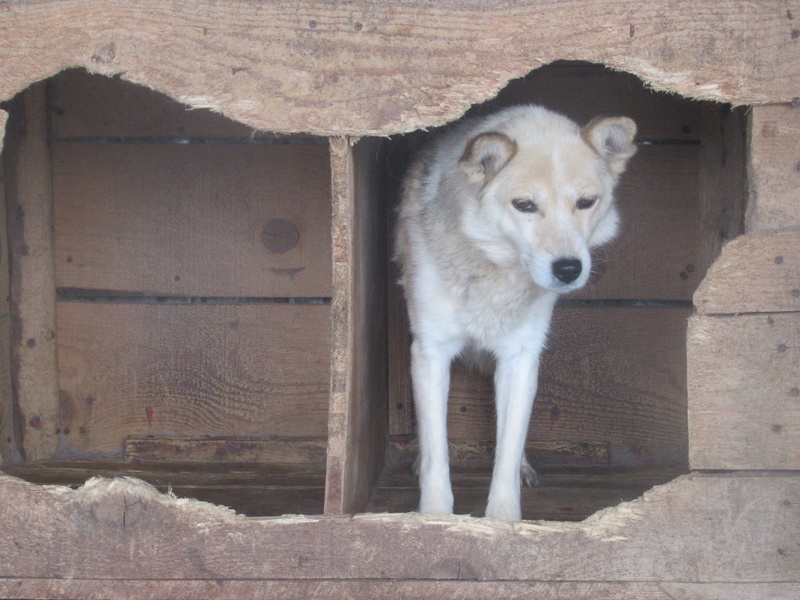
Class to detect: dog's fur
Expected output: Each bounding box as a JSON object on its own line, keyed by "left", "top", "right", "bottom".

{"left": 395, "top": 105, "right": 637, "bottom": 521}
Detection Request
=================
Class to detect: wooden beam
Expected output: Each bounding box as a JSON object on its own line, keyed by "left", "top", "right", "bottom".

{"left": 0, "top": 472, "right": 797, "bottom": 583}
{"left": 688, "top": 312, "right": 800, "bottom": 470}
{"left": 4, "top": 82, "right": 60, "bottom": 462}
{"left": 694, "top": 231, "right": 800, "bottom": 315}
{"left": 1, "top": 2, "right": 799, "bottom": 136}
{"left": 746, "top": 104, "right": 800, "bottom": 231}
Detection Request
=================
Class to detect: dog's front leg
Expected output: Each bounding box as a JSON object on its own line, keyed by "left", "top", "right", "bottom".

{"left": 411, "top": 339, "right": 456, "bottom": 515}
{"left": 486, "top": 351, "right": 539, "bottom": 521}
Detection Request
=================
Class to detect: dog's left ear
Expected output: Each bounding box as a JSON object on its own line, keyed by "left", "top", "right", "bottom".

{"left": 582, "top": 116, "right": 637, "bottom": 176}
{"left": 459, "top": 131, "right": 518, "bottom": 187}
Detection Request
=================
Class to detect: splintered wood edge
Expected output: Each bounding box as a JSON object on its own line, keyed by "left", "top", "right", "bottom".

{"left": 0, "top": 471, "right": 797, "bottom": 583}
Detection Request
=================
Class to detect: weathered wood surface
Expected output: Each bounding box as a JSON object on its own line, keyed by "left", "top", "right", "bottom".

{"left": 52, "top": 142, "right": 332, "bottom": 298}
{"left": 688, "top": 312, "right": 800, "bottom": 470}
{"left": 124, "top": 435, "right": 328, "bottom": 465}
{"left": 0, "top": 137, "right": 13, "bottom": 466}
{"left": 1, "top": 2, "right": 799, "bottom": 136}
{"left": 325, "top": 137, "right": 388, "bottom": 514}
{"left": 1, "top": 580, "right": 798, "bottom": 600}
{"left": 56, "top": 303, "right": 331, "bottom": 454}
{"left": 695, "top": 231, "right": 800, "bottom": 315}
{"left": 747, "top": 104, "right": 800, "bottom": 231}
{"left": 0, "top": 473, "right": 797, "bottom": 585}
{"left": 4, "top": 82, "right": 60, "bottom": 462}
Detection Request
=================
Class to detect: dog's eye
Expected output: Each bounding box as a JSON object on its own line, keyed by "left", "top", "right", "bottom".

{"left": 576, "top": 196, "right": 598, "bottom": 210}
{"left": 512, "top": 198, "right": 539, "bottom": 213}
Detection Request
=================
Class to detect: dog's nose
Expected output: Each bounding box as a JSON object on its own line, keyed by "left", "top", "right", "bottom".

{"left": 552, "top": 258, "right": 582, "bottom": 284}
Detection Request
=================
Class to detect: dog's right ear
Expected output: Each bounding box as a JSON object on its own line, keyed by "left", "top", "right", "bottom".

{"left": 459, "top": 131, "right": 517, "bottom": 186}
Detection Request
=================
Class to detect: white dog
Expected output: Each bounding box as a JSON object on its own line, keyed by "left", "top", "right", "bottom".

{"left": 395, "top": 105, "right": 637, "bottom": 521}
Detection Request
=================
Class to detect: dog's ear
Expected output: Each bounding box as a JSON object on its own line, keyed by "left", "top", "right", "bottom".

{"left": 582, "top": 116, "right": 637, "bottom": 176}
{"left": 459, "top": 131, "right": 517, "bottom": 186}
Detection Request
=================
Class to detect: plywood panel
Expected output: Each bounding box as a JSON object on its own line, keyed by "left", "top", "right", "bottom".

{"left": 747, "top": 103, "right": 800, "bottom": 231}
{"left": 56, "top": 303, "right": 331, "bottom": 454}
{"left": 688, "top": 312, "right": 800, "bottom": 470}
{"left": 695, "top": 231, "right": 800, "bottom": 315}
{"left": 447, "top": 307, "right": 690, "bottom": 465}
{"left": 52, "top": 142, "right": 332, "bottom": 298}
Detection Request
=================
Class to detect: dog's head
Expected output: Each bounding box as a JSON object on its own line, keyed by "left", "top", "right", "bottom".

{"left": 458, "top": 106, "right": 637, "bottom": 293}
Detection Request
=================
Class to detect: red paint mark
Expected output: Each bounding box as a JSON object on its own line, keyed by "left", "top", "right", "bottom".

{"left": 145, "top": 406, "right": 154, "bottom": 426}
{"left": 29, "top": 416, "right": 42, "bottom": 429}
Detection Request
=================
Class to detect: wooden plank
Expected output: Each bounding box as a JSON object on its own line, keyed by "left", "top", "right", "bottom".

{"left": 49, "top": 68, "right": 257, "bottom": 139}
{"left": 52, "top": 142, "right": 332, "bottom": 298}
{"left": 746, "top": 104, "right": 800, "bottom": 231}
{"left": 0, "top": 140, "right": 15, "bottom": 465}
{"left": 445, "top": 307, "right": 690, "bottom": 466}
{"left": 124, "top": 435, "right": 327, "bottom": 464}
{"left": 696, "top": 103, "right": 747, "bottom": 274}
{"left": 12, "top": 580, "right": 797, "bottom": 600}
{"left": 325, "top": 137, "right": 388, "bottom": 514}
{"left": 688, "top": 313, "right": 800, "bottom": 470}
{"left": 694, "top": 231, "right": 800, "bottom": 315}
{"left": 0, "top": 472, "right": 797, "bottom": 583}
{"left": 56, "top": 303, "right": 331, "bottom": 454}
{"left": 4, "top": 82, "right": 60, "bottom": 462}
{"left": 1, "top": 2, "right": 799, "bottom": 136}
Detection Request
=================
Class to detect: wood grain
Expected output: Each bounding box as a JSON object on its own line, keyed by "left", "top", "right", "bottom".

{"left": 124, "top": 435, "right": 328, "bottom": 465}
{"left": 746, "top": 104, "right": 800, "bottom": 231}
{"left": 0, "top": 472, "right": 797, "bottom": 583}
{"left": 52, "top": 142, "right": 332, "bottom": 298}
{"left": 56, "top": 303, "right": 331, "bottom": 454}
{"left": 688, "top": 312, "right": 800, "bottom": 470}
{"left": 1, "top": 2, "right": 799, "bottom": 138}
{"left": 4, "top": 82, "right": 60, "bottom": 462}
{"left": 694, "top": 231, "right": 800, "bottom": 315}
{"left": 2, "top": 580, "right": 797, "bottom": 600}
{"left": 446, "top": 307, "right": 691, "bottom": 466}
{"left": 325, "top": 137, "right": 389, "bottom": 514}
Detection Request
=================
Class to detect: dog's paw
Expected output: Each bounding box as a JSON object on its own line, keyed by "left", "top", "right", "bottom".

{"left": 485, "top": 495, "right": 522, "bottom": 522}
{"left": 520, "top": 463, "right": 539, "bottom": 487}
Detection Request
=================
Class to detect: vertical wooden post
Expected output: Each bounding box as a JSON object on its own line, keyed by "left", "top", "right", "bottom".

{"left": 325, "top": 137, "right": 388, "bottom": 514}
{"left": 4, "top": 82, "right": 60, "bottom": 462}
{"left": 0, "top": 109, "right": 14, "bottom": 465}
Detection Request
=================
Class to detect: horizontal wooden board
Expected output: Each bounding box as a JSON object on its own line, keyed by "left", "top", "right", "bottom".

{"left": 746, "top": 104, "right": 800, "bottom": 230}
{"left": 52, "top": 142, "right": 332, "bottom": 298}
{"left": 56, "top": 303, "right": 331, "bottom": 454}
{"left": 695, "top": 231, "right": 800, "bottom": 314}
{"left": 446, "top": 307, "right": 690, "bottom": 466}
{"left": 1, "top": 580, "right": 798, "bottom": 600}
{"left": 2, "top": 1, "right": 798, "bottom": 138}
{"left": 49, "top": 69, "right": 258, "bottom": 139}
{"left": 124, "top": 435, "right": 328, "bottom": 464}
{"left": 688, "top": 313, "right": 800, "bottom": 470}
{"left": 1, "top": 473, "right": 797, "bottom": 583}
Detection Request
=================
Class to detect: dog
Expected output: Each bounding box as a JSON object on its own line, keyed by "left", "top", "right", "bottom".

{"left": 394, "top": 105, "right": 637, "bottom": 521}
